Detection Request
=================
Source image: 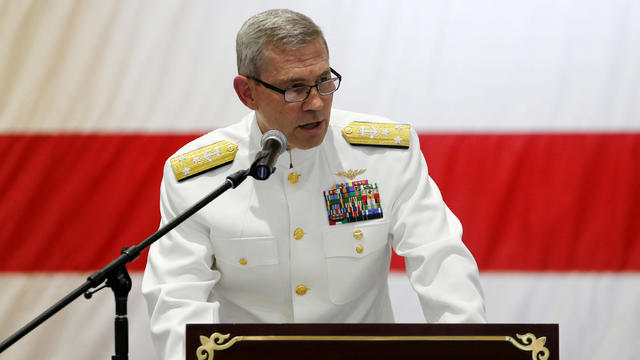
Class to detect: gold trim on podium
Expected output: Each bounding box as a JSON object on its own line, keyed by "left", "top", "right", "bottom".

{"left": 197, "top": 332, "right": 549, "bottom": 360}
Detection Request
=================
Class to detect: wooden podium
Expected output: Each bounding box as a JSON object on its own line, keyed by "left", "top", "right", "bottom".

{"left": 186, "top": 323, "right": 558, "bottom": 360}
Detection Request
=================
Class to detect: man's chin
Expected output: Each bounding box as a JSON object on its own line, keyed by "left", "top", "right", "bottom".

{"left": 289, "top": 121, "right": 328, "bottom": 150}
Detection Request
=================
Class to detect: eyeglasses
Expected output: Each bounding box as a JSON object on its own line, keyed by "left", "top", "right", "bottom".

{"left": 247, "top": 67, "right": 342, "bottom": 103}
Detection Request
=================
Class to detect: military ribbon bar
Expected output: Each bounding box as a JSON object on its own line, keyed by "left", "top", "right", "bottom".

{"left": 323, "top": 180, "right": 383, "bottom": 225}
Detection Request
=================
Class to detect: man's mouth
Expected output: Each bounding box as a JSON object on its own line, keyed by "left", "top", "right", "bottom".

{"left": 299, "top": 121, "right": 321, "bottom": 129}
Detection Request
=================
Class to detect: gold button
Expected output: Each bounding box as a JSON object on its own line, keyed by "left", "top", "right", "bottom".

{"left": 293, "top": 228, "right": 304, "bottom": 240}
{"left": 344, "top": 127, "right": 353, "bottom": 135}
{"left": 288, "top": 172, "right": 299, "bottom": 184}
{"left": 239, "top": 258, "right": 247, "bottom": 266}
{"left": 295, "top": 285, "right": 308, "bottom": 296}
{"left": 356, "top": 245, "right": 364, "bottom": 254}
{"left": 353, "top": 229, "right": 363, "bottom": 240}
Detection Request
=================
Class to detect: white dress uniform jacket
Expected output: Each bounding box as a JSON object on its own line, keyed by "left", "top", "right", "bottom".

{"left": 142, "top": 109, "right": 486, "bottom": 360}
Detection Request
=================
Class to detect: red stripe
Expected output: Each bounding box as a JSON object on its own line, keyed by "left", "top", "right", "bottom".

{"left": 0, "top": 134, "right": 198, "bottom": 272}
{"left": 1, "top": 133, "right": 638, "bottom": 271}
{"left": 419, "top": 133, "right": 640, "bottom": 271}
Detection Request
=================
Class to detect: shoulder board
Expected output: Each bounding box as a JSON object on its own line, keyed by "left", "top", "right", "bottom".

{"left": 170, "top": 140, "right": 238, "bottom": 181}
{"left": 342, "top": 121, "right": 410, "bottom": 148}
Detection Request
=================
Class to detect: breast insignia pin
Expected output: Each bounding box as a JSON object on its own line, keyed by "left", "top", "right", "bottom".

{"left": 335, "top": 168, "right": 366, "bottom": 180}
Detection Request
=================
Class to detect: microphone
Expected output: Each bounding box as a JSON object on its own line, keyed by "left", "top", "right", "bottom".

{"left": 250, "top": 130, "right": 287, "bottom": 180}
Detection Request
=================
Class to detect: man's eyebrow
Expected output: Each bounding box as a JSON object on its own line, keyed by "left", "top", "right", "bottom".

{"left": 283, "top": 70, "right": 331, "bottom": 84}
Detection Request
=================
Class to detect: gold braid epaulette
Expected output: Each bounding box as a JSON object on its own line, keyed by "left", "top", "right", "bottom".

{"left": 170, "top": 140, "right": 238, "bottom": 181}
{"left": 342, "top": 121, "right": 410, "bottom": 148}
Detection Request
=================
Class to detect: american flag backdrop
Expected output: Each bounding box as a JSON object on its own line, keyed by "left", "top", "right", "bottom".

{"left": 1, "top": 1, "right": 639, "bottom": 359}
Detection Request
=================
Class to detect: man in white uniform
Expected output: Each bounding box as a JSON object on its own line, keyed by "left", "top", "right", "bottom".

{"left": 143, "top": 9, "right": 486, "bottom": 360}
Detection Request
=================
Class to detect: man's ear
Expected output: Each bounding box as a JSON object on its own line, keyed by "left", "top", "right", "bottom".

{"left": 233, "top": 76, "right": 257, "bottom": 110}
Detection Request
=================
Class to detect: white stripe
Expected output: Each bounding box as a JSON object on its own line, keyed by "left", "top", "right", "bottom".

{"left": 1, "top": 272, "right": 638, "bottom": 359}
{"left": 1, "top": 1, "right": 638, "bottom": 132}
{"left": 0, "top": 272, "right": 156, "bottom": 359}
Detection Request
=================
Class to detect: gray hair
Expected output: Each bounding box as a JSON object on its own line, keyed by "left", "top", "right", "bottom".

{"left": 236, "top": 9, "right": 328, "bottom": 77}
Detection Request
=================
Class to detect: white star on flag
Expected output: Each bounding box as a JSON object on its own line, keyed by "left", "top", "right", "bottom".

{"left": 192, "top": 156, "right": 200, "bottom": 164}
{"left": 182, "top": 167, "right": 191, "bottom": 175}
{"left": 395, "top": 125, "right": 403, "bottom": 131}
{"left": 381, "top": 129, "right": 390, "bottom": 136}
{"left": 394, "top": 136, "right": 403, "bottom": 144}
{"left": 179, "top": 156, "right": 186, "bottom": 162}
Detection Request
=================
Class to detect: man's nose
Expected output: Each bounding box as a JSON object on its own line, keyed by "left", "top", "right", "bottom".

{"left": 302, "top": 86, "right": 325, "bottom": 111}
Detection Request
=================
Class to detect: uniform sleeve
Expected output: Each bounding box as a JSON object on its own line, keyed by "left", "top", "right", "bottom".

{"left": 141, "top": 161, "right": 221, "bottom": 360}
{"left": 389, "top": 128, "right": 487, "bottom": 323}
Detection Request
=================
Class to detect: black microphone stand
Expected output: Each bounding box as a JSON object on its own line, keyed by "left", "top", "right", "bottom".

{"left": 0, "top": 167, "right": 257, "bottom": 358}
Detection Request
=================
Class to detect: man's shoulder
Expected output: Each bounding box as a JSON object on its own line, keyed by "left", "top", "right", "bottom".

{"left": 162, "top": 113, "right": 253, "bottom": 182}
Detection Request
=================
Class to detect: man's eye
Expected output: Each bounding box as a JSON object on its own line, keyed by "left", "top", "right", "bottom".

{"left": 290, "top": 84, "right": 307, "bottom": 89}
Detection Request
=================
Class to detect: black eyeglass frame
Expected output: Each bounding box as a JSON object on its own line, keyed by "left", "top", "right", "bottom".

{"left": 247, "top": 67, "right": 342, "bottom": 103}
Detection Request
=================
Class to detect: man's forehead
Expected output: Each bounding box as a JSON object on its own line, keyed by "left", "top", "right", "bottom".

{"left": 260, "top": 40, "right": 329, "bottom": 80}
